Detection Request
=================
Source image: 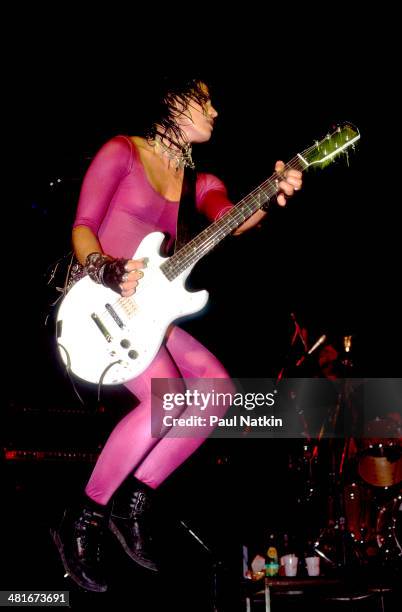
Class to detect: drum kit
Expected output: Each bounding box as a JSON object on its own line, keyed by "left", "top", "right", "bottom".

{"left": 285, "top": 330, "right": 402, "bottom": 568}
{"left": 303, "top": 413, "right": 402, "bottom": 571}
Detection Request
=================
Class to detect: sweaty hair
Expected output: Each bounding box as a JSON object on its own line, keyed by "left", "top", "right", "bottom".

{"left": 145, "top": 75, "right": 211, "bottom": 143}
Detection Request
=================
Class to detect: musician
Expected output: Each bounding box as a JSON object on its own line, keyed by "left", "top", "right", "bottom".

{"left": 51, "top": 75, "right": 302, "bottom": 592}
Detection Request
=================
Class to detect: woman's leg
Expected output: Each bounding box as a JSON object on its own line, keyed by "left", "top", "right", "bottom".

{"left": 85, "top": 343, "right": 184, "bottom": 505}
{"left": 85, "top": 326, "right": 233, "bottom": 502}
{"left": 133, "top": 326, "right": 233, "bottom": 488}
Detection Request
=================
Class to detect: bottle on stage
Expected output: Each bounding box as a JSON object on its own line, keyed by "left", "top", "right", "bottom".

{"left": 265, "top": 533, "right": 279, "bottom": 577}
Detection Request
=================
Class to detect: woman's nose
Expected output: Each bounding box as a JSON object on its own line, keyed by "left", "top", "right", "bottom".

{"left": 209, "top": 104, "right": 218, "bottom": 118}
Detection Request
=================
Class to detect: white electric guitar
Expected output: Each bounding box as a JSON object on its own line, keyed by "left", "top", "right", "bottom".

{"left": 56, "top": 124, "right": 360, "bottom": 385}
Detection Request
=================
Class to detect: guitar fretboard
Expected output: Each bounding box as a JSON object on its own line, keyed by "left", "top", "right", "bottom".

{"left": 161, "top": 156, "right": 306, "bottom": 281}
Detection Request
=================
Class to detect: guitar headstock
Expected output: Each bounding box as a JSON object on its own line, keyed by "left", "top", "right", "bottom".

{"left": 299, "top": 123, "right": 360, "bottom": 169}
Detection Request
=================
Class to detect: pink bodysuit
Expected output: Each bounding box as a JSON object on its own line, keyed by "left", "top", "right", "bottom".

{"left": 73, "top": 136, "right": 234, "bottom": 503}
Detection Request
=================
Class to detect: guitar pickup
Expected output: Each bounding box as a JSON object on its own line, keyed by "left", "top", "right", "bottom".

{"left": 105, "top": 303, "right": 124, "bottom": 329}
{"left": 91, "top": 313, "right": 112, "bottom": 342}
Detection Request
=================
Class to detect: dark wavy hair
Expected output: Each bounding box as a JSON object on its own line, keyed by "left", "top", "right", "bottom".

{"left": 144, "top": 75, "right": 211, "bottom": 142}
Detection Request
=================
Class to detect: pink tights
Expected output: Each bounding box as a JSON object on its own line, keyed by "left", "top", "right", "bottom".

{"left": 85, "top": 326, "right": 231, "bottom": 505}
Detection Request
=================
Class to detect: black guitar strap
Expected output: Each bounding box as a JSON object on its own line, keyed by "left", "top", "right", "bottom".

{"left": 174, "top": 167, "right": 207, "bottom": 253}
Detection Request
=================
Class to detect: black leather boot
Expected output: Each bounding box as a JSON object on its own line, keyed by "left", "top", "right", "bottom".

{"left": 50, "top": 498, "right": 109, "bottom": 592}
{"left": 109, "top": 477, "right": 158, "bottom": 572}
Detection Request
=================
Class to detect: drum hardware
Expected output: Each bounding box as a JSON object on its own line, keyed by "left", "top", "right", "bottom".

{"left": 375, "top": 495, "right": 402, "bottom": 562}
{"left": 357, "top": 416, "right": 402, "bottom": 488}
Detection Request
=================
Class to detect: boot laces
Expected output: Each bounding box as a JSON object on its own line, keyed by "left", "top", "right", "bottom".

{"left": 129, "top": 491, "right": 147, "bottom": 514}
{"left": 75, "top": 509, "right": 105, "bottom": 563}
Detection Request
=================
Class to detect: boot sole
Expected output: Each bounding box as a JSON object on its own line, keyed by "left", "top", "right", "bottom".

{"left": 49, "top": 528, "right": 108, "bottom": 592}
{"left": 109, "top": 520, "right": 158, "bottom": 572}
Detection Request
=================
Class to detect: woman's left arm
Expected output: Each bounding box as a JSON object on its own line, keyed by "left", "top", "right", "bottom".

{"left": 197, "top": 162, "right": 302, "bottom": 235}
{"left": 233, "top": 161, "right": 303, "bottom": 235}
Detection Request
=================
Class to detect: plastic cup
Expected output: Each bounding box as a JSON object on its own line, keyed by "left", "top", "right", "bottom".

{"left": 284, "top": 555, "right": 298, "bottom": 576}
{"left": 306, "top": 556, "right": 320, "bottom": 576}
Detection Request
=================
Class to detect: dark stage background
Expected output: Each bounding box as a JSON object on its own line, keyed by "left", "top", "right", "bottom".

{"left": 2, "top": 53, "right": 401, "bottom": 608}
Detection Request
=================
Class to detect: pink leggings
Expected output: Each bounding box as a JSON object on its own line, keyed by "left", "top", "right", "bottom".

{"left": 85, "top": 326, "right": 231, "bottom": 505}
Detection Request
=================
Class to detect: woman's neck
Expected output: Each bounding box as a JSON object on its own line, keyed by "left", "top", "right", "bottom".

{"left": 151, "top": 129, "right": 195, "bottom": 170}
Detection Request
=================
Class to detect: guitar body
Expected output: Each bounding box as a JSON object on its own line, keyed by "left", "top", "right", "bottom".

{"left": 56, "top": 232, "right": 209, "bottom": 385}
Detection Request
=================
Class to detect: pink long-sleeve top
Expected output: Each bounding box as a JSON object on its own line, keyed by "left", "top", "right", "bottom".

{"left": 73, "top": 135, "right": 233, "bottom": 258}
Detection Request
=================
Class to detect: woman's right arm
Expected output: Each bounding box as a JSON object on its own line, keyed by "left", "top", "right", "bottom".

{"left": 72, "top": 136, "right": 143, "bottom": 297}
{"left": 72, "top": 225, "right": 104, "bottom": 266}
{"left": 72, "top": 135, "right": 133, "bottom": 263}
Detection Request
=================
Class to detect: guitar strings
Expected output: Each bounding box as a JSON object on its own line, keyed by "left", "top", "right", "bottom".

{"left": 165, "top": 131, "right": 357, "bottom": 276}
{"left": 164, "top": 154, "right": 307, "bottom": 277}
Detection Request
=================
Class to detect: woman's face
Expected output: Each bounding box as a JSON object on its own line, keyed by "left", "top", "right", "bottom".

{"left": 173, "top": 85, "right": 218, "bottom": 144}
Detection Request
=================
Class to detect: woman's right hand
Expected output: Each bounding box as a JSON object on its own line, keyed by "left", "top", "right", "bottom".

{"left": 85, "top": 251, "right": 145, "bottom": 296}
{"left": 118, "top": 259, "right": 145, "bottom": 297}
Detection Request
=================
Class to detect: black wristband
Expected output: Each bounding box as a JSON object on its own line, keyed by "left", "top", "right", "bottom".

{"left": 85, "top": 252, "right": 130, "bottom": 294}
{"left": 85, "top": 252, "right": 112, "bottom": 284}
{"left": 101, "top": 258, "right": 129, "bottom": 294}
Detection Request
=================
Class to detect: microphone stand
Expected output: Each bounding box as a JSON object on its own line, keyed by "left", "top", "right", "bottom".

{"left": 315, "top": 352, "right": 363, "bottom": 572}
{"left": 179, "top": 519, "right": 224, "bottom": 612}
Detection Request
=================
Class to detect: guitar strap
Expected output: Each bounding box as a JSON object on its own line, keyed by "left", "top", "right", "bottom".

{"left": 174, "top": 166, "right": 206, "bottom": 253}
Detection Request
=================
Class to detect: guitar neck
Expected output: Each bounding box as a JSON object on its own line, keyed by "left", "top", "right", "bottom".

{"left": 161, "top": 155, "right": 306, "bottom": 281}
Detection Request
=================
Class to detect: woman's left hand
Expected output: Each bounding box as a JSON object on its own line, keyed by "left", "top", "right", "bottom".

{"left": 275, "top": 160, "right": 303, "bottom": 207}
